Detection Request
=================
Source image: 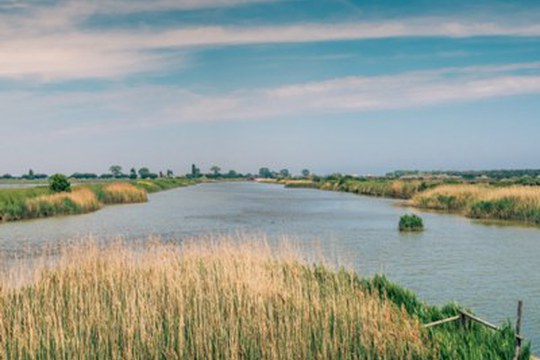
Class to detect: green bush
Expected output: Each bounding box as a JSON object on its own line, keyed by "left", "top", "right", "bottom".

{"left": 399, "top": 214, "right": 424, "bottom": 231}
{"left": 49, "top": 174, "right": 71, "bottom": 193}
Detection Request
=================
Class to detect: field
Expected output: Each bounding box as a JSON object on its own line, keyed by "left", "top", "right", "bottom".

{"left": 0, "top": 178, "right": 196, "bottom": 222}
{"left": 0, "top": 237, "right": 529, "bottom": 359}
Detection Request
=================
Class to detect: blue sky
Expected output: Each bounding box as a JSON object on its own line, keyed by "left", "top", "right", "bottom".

{"left": 1, "top": 0, "right": 539, "bottom": 176}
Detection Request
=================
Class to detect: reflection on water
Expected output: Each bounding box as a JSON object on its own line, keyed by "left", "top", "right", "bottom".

{"left": 1, "top": 182, "right": 539, "bottom": 351}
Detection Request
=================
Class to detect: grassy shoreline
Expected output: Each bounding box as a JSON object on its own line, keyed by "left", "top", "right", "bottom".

{"left": 0, "top": 178, "right": 197, "bottom": 223}
{"left": 0, "top": 237, "right": 529, "bottom": 359}
{"left": 285, "top": 178, "right": 540, "bottom": 226}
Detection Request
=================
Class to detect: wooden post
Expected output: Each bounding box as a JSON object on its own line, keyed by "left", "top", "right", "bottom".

{"left": 513, "top": 300, "right": 523, "bottom": 360}
{"left": 459, "top": 312, "right": 469, "bottom": 330}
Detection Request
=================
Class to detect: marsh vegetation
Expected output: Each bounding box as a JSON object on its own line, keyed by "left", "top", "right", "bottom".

{"left": 0, "top": 237, "right": 529, "bottom": 359}
{"left": 0, "top": 178, "right": 195, "bottom": 222}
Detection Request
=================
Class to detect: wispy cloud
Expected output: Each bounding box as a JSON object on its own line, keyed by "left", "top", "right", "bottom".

{"left": 1, "top": 0, "right": 539, "bottom": 81}
{"left": 3, "top": 62, "right": 539, "bottom": 139}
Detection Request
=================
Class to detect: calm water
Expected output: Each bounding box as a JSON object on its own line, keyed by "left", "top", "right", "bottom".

{"left": 1, "top": 182, "right": 539, "bottom": 351}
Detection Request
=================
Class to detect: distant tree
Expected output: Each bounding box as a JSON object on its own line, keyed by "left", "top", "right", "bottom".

{"left": 21, "top": 169, "right": 36, "bottom": 180}
{"left": 210, "top": 166, "right": 221, "bottom": 176}
{"left": 191, "top": 164, "right": 201, "bottom": 178}
{"left": 99, "top": 173, "right": 114, "bottom": 179}
{"left": 109, "top": 165, "right": 123, "bottom": 178}
{"left": 129, "top": 168, "right": 138, "bottom": 179}
{"left": 279, "top": 169, "right": 290, "bottom": 178}
{"left": 1, "top": 173, "right": 13, "bottom": 179}
{"left": 49, "top": 174, "right": 71, "bottom": 193}
{"left": 138, "top": 167, "right": 151, "bottom": 179}
{"left": 166, "top": 169, "right": 174, "bottom": 177}
{"left": 70, "top": 173, "right": 98, "bottom": 179}
{"left": 227, "top": 170, "right": 238, "bottom": 178}
{"left": 301, "top": 169, "right": 310, "bottom": 178}
{"left": 159, "top": 171, "right": 164, "bottom": 178}
{"left": 258, "top": 167, "right": 273, "bottom": 178}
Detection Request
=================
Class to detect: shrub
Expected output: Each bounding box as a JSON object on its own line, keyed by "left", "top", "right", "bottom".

{"left": 49, "top": 174, "right": 71, "bottom": 193}
{"left": 399, "top": 214, "right": 424, "bottom": 232}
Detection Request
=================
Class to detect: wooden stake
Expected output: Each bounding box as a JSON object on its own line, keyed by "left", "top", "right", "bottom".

{"left": 513, "top": 300, "right": 523, "bottom": 360}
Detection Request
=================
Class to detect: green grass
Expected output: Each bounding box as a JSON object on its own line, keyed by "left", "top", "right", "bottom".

{"left": 362, "top": 275, "right": 530, "bottom": 360}
{"left": 399, "top": 214, "right": 424, "bottom": 231}
{"left": 288, "top": 177, "right": 439, "bottom": 199}
{"left": 0, "top": 187, "right": 50, "bottom": 221}
{"left": 132, "top": 177, "right": 197, "bottom": 193}
{"left": 0, "top": 178, "right": 197, "bottom": 223}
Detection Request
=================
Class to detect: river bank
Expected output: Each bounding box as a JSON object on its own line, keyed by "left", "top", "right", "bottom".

{"left": 284, "top": 178, "right": 540, "bottom": 226}
{"left": 0, "top": 178, "right": 198, "bottom": 223}
{"left": 0, "top": 236, "right": 529, "bottom": 359}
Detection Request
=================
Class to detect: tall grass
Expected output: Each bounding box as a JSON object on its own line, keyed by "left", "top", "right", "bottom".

{"left": 0, "top": 179, "right": 197, "bottom": 223}
{"left": 289, "top": 178, "right": 433, "bottom": 199}
{"left": 0, "top": 239, "right": 428, "bottom": 359}
{"left": 412, "top": 184, "right": 540, "bottom": 224}
{"left": 0, "top": 237, "right": 529, "bottom": 359}
{"left": 133, "top": 178, "right": 196, "bottom": 193}
{"left": 100, "top": 183, "right": 147, "bottom": 204}
{"left": 25, "top": 188, "right": 102, "bottom": 218}
{"left": 0, "top": 187, "right": 49, "bottom": 221}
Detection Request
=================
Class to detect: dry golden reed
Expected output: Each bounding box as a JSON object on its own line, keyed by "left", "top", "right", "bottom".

{"left": 411, "top": 184, "right": 540, "bottom": 223}
{"left": 25, "top": 188, "right": 102, "bottom": 216}
{"left": 102, "top": 182, "right": 148, "bottom": 204}
{"left": 0, "top": 237, "right": 429, "bottom": 359}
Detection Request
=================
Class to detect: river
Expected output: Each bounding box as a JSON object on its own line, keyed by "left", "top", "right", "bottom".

{"left": 1, "top": 181, "right": 539, "bottom": 351}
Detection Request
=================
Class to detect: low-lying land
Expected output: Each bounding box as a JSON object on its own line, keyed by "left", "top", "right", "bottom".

{"left": 0, "top": 238, "right": 529, "bottom": 359}
{"left": 0, "top": 178, "right": 196, "bottom": 222}
{"left": 285, "top": 177, "right": 540, "bottom": 226}
{"left": 411, "top": 184, "right": 540, "bottom": 225}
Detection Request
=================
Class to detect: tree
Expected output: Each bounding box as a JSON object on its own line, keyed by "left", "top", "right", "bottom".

{"left": 109, "top": 165, "right": 123, "bottom": 178}
{"left": 138, "top": 167, "right": 151, "bottom": 179}
{"left": 166, "top": 169, "right": 174, "bottom": 177}
{"left": 191, "top": 164, "right": 201, "bottom": 178}
{"left": 210, "top": 166, "right": 221, "bottom": 176}
{"left": 129, "top": 168, "right": 137, "bottom": 179}
{"left": 49, "top": 174, "right": 71, "bottom": 193}
{"left": 258, "top": 167, "right": 273, "bottom": 178}
{"left": 279, "top": 169, "right": 290, "bottom": 178}
{"left": 302, "top": 169, "right": 310, "bottom": 178}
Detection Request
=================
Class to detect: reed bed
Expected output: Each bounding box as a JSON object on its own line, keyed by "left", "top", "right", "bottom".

{"left": 0, "top": 237, "right": 529, "bottom": 359}
{"left": 308, "top": 179, "right": 431, "bottom": 199}
{"left": 133, "top": 178, "right": 196, "bottom": 193}
{"left": 0, "top": 187, "right": 49, "bottom": 221}
{"left": 101, "top": 183, "right": 148, "bottom": 204}
{"left": 0, "top": 188, "right": 102, "bottom": 221}
{"left": 0, "top": 179, "right": 195, "bottom": 223}
{"left": 412, "top": 184, "right": 540, "bottom": 224}
{"left": 0, "top": 239, "right": 429, "bottom": 359}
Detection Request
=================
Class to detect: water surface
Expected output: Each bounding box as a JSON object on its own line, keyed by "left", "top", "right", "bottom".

{"left": 1, "top": 182, "right": 538, "bottom": 351}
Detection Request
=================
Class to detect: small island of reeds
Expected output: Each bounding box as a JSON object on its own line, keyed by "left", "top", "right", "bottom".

{"left": 399, "top": 214, "right": 425, "bottom": 232}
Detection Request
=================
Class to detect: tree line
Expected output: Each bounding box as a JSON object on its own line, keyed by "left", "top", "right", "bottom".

{"left": 2, "top": 165, "right": 314, "bottom": 181}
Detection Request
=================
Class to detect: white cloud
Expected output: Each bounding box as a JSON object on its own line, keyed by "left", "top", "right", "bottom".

{"left": 2, "top": 63, "right": 539, "bottom": 139}
{"left": 0, "top": 0, "right": 539, "bottom": 81}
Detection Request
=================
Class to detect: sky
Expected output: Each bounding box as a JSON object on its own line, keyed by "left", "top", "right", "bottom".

{"left": 1, "top": 0, "right": 540, "bottom": 176}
